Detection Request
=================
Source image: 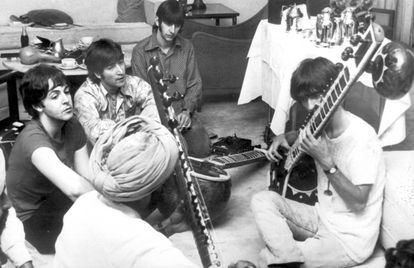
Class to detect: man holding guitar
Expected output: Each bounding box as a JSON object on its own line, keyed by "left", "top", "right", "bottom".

{"left": 252, "top": 57, "right": 386, "bottom": 268}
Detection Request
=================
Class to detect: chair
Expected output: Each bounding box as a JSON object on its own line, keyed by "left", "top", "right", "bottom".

{"left": 191, "top": 32, "right": 251, "bottom": 101}
{"left": 371, "top": 8, "right": 396, "bottom": 40}
{"left": 181, "top": 4, "right": 268, "bottom": 40}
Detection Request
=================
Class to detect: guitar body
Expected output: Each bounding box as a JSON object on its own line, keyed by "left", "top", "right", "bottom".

{"left": 269, "top": 153, "right": 318, "bottom": 205}
{"left": 269, "top": 103, "right": 318, "bottom": 205}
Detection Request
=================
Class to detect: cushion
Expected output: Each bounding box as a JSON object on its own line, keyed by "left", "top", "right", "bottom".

{"left": 380, "top": 150, "right": 414, "bottom": 249}
{"left": 13, "top": 9, "right": 74, "bottom": 27}
{"left": 115, "top": 0, "right": 146, "bottom": 23}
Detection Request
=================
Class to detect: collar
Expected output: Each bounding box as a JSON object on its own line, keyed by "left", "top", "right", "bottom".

{"left": 144, "top": 32, "right": 183, "bottom": 52}
{"left": 93, "top": 77, "right": 133, "bottom": 98}
{"left": 98, "top": 194, "right": 141, "bottom": 219}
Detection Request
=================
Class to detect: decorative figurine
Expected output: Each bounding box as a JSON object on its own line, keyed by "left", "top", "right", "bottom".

{"left": 342, "top": 7, "right": 356, "bottom": 40}
{"left": 316, "top": 7, "right": 334, "bottom": 46}
{"left": 284, "top": 4, "right": 304, "bottom": 32}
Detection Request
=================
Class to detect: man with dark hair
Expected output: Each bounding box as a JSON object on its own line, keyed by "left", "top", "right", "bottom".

{"left": 6, "top": 64, "right": 92, "bottom": 254}
{"left": 131, "top": 0, "right": 211, "bottom": 158}
{"left": 252, "top": 57, "right": 386, "bottom": 268}
{"left": 74, "top": 38, "right": 159, "bottom": 145}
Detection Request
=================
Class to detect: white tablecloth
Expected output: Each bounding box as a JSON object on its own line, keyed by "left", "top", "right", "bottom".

{"left": 239, "top": 19, "right": 411, "bottom": 147}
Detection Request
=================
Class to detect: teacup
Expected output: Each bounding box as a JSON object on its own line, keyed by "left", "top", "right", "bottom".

{"left": 61, "top": 58, "right": 77, "bottom": 68}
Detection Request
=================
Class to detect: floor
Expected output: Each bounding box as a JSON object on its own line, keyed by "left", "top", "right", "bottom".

{"left": 170, "top": 100, "right": 270, "bottom": 267}
{"left": 14, "top": 88, "right": 414, "bottom": 267}
{"left": 167, "top": 89, "right": 414, "bottom": 268}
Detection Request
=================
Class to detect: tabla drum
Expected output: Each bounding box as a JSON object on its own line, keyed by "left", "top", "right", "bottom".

{"left": 156, "top": 164, "right": 232, "bottom": 222}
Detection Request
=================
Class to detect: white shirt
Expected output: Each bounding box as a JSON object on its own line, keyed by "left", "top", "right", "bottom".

{"left": 54, "top": 191, "right": 198, "bottom": 268}
{"left": 316, "top": 112, "right": 386, "bottom": 263}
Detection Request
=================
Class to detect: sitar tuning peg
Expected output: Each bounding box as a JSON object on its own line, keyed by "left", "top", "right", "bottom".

{"left": 162, "top": 74, "right": 178, "bottom": 84}
{"left": 341, "top": 47, "right": 354, "bottom": 61}
{"left": 350, "top": 34, "right": 362, "bottom": 46}
{"left": 171, "top": 91, "right": 184, "bottom": 101}
{"left": 335, "top": 62, "right": 344, "bottom": 71}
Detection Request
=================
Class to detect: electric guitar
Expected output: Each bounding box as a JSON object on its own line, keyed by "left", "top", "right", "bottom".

{"left": 271, "top": 22, "right": 385, "bottom": 203}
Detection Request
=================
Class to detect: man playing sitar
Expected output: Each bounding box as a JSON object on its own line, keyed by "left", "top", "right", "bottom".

{"left": 251, "top": 57, "right": 386, "bottom": 268}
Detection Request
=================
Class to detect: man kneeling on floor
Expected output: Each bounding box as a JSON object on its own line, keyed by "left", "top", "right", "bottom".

{"left": 53, "top": 115, "right": 198, "bottom": 268}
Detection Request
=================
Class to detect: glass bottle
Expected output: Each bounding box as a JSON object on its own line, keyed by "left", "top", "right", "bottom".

{"left": 20, "top": 26, "right": 29, "bottom": 48}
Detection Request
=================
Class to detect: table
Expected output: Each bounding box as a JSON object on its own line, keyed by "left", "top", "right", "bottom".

{"left": 186, "top": 4, "right": 240, "bottom": 26}
{"left": 0, "top": 45, "right": 133, "bottom": 125}
{"left": 239, "top": 19, "right": 412, "bottom": 147}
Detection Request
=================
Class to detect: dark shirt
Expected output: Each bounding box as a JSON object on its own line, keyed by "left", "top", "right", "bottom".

{"left": 131, "top": 33, "right": 202, "bottom": 114}
{"left": 6, "top": 117, "right": 86, "bottom": 221}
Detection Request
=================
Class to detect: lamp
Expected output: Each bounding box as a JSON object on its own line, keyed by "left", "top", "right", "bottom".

{"left": 192, "top": 0, "right": 206, "bottom": 10}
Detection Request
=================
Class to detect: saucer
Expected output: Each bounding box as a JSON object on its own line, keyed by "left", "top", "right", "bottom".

{"left": 57, "top": 64, "right": 78, "bottom": 70}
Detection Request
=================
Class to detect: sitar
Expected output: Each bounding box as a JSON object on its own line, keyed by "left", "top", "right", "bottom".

{"left": 272, "top": 22, "right": 385, "bottom": 201}
{"left": 147, "top": 57, "right": 222, "bottom": 268}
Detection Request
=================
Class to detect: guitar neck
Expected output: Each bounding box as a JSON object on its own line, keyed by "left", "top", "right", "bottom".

{"left": 210, "top": 149, "right": 267, "bottom": 169}
{"left": 284, "top": 23, "right": 384, "bottom": 172}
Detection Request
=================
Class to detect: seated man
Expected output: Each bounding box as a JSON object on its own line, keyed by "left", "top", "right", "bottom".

{"left": 131, "top": 0, "right": 211, "bottom": 158}
{"left": 0, "top": 151, "right": 33, "bottom": 268}
{"left": 53, "top": 116, "right": 197, "bottom": 267}
{"left": 74, "top": 38, "right": 159, "bottom": 146}
{"left": 253, "top": 57, "right": 386, "bottom": 268}
{"left": 6, "top": 64, "right": 93, "bottom": 254}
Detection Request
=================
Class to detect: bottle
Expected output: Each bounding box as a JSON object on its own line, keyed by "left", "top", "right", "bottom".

{"left": 20, "top": 26, "right": 29, "bottom": 48}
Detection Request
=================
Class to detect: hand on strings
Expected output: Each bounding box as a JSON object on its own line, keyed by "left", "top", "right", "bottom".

{"left": 155, "top": 201, "right": 190, "bottom": 237}
{"left": 299, "top": 127, "right": 334, "bottom": 170}
{"left": 228, "top": 260, "right": 257, "bottom": 268}
{"left": 177, "top": 110, "right": 192, "bottom": 131}
{"left": 265, "top": 134, "right": 290, "bottom": 162}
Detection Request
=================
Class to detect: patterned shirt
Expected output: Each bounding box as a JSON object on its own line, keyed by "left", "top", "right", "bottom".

{"left": 74, "top": 75, "right": 159, "bottom": 145}
{"left": 131, "top": 33, "right": 202, "bottom": 114}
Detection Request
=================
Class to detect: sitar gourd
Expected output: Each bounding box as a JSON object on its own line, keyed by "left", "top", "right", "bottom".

{"left": 147, "top": 57, "right": 222, "bottom": 268}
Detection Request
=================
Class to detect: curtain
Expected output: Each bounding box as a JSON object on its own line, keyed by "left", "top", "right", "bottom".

{"left": 374, "top": 0, "right": 414, "bottom": 46}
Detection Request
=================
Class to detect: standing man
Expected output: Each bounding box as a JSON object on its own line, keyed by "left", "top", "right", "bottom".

{"left": 252, "top": 57, "right": 386, "bottom": 268}
{"left": 74, "top": 38, "right": 159, "bottom": 146}
{"left": 6, "top": 64, "right": 92, "bottom": 254}
{"left": 131, "top": 0, "right": 211, "bottom": 158}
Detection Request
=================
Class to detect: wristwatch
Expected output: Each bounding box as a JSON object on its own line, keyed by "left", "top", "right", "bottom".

{"left": 324, "top": 166, "right": 338, "bottom": 175}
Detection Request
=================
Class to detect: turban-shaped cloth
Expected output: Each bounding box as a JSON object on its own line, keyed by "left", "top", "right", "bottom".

{"left": 89, "top": 116, "right": 179, "bottom": 202}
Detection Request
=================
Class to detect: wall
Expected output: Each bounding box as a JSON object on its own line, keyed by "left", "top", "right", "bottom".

{"left": 0, "top": 0, "right": 118, "bottom": 26}
{"left": 0, "top": 0, "right": 268, "bottom": 26}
